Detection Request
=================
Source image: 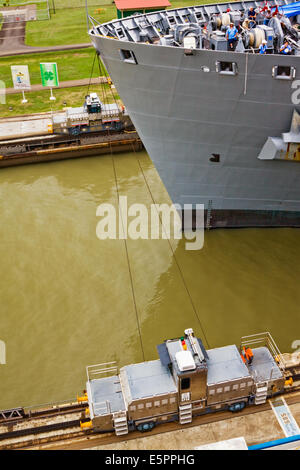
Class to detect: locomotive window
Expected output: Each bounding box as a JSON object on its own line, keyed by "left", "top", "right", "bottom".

{"left": 130, "top": 405, "right": 136, "bottom": 411}
{"left": 232, "top": 384, "right": 239, "bottom": 390}
{"left": 240, "top": 382, "right": 246, "bottom": 388}
{"left": 162, "top": 399, "right": 168, "bottom": 405}
{"left": 119, "top": 49, "right": 138, "bottom": 64}
{"left": 224, "top": 386, "right": 230, "bottom": 392}
{"left": 247, "top": 381, "right": 253, "bottom": 387}
{"left": 146, "top": 402, "right": 152, "bottom": 408}
{"left": 154, "top": 401, "right": 160, "bottom": 407}
{"left": 138, "top": 404, "right": 144, "bottom": 409}
{"left": 170, "top": 397, "right": 176, "bottom": 404}
{"left": 181, "top": 377, "right": 190, "bottom": 390}
{"left": 209, "top": 389, "right": 215, "bottom": 395}
{"left": 217, "top": 387, "right": 223, "bottom": 394}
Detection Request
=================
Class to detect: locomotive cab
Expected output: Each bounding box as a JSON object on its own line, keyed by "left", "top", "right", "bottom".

{"left": 158, "top": 329, "right": 209, "bottom": 422}
{"left": 84, "top": 93, "right": 102, "bottom": 113}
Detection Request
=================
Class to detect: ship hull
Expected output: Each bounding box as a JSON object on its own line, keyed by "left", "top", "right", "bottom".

{"left": 91, "top": 31, "right": 300, "bottom": 227}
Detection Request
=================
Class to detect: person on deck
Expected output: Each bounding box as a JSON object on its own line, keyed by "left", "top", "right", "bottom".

{"left": 279, "top": 40, "right": 292, "bottom": 55}
{"left": 264, "top": 8, "right": 272, "bottom": 25}
{"left": 242, "top": 18, "right": 250, "bottom": 30}
{"left": 248, "top": 7, "right": 257, "bottom": 28}
{"left": 226, "top": 22, "right": 238, "bottom": 50}
{"left": 259, "top": 39, "right": 268, "bottom": 54}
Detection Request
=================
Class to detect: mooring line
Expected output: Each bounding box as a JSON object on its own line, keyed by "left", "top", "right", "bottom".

{"left": 134, "top": 152, "right": 211, "bottom": 350}
{"left": 110, "top": 153, "right": 146, "bottom": 362}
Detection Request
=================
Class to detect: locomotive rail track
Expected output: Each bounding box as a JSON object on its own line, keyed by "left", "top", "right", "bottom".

{"left": 0, "top": 386, "right": 299, "bottom": 450}
{"left": 0, "top": 401, "right": 89, "bottom": 450}
{"left": 0, "top": 402, "right": 88, "bottom": 427}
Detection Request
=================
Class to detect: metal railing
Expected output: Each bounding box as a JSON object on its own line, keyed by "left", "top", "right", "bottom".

{"left": 86, "top": 361, "right": 118, "bottom": 382}
{"left": 240, "top": 332, "right": 285, "bottom": 372}
{"left": 23, "top": 397, "right": 80, "bottom": 414}
{"left": 86, "top": 362, "right": 118, "bottom": 417}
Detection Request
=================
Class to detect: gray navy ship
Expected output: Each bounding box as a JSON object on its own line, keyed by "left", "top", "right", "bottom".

{"left": 89, "top": 1, "right": 300, "bottom": 228}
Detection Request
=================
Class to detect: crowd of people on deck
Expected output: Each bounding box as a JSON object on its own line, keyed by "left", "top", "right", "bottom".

{"left": 223, "top": 4, "right": 293, "bottom": 54}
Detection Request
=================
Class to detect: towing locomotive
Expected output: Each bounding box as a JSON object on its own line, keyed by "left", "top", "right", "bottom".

{"left": 51, "top": 93, "right": 133, "bottom": 136}
{"left": 79, "top": 328, "right": 300, "bottom": 435}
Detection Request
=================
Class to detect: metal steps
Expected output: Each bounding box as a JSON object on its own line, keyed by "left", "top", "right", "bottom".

{"left": 113, "top": 411, "right": 128, "bottom": 436}
{"left": 255, "top": 383, "right": 268, "bottom": 405}
{"left": 179, "top": 403, "right": 192, "bottom": 424}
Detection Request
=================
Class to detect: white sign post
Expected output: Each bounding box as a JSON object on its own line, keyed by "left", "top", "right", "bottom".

{"left": 11, "top": 65, "right": 31, "bottom": 103}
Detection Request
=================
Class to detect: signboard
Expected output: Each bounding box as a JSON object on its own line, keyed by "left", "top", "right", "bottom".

{"left": 40, "top": 63, "right": 59, "bottom": 87}
{"left": 270, "top": 397, "right": 300, "bottom": 437}
{"left": 11, "top": 65, "right": 31, "bottom": 90}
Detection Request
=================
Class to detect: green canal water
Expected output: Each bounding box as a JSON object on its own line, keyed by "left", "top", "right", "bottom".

{"left": 0, "top": 150, "right": 300, "bottom": 410}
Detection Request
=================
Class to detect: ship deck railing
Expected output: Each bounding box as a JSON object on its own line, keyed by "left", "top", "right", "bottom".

{"left": 240, "top": 332, "right": 285, "bottom": 372}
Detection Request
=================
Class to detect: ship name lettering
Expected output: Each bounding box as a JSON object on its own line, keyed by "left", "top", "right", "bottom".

{"left": 291, "top": 80, "right": 300, "bottom": 105}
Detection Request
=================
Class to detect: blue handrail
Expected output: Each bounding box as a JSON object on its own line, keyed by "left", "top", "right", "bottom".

{"left": 248, "top": 434, "right": 300, "bottom": 450}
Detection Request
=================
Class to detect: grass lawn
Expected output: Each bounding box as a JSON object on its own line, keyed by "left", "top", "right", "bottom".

{"left": 0, "top": 83, "right": 119, "bottom": 117}
{"left": 24, "top": 0, "right": 223, "bottom": 47}
{"left": 0, "top": 48, "right": 106, "bottom": 88}
{"left": 25, "top": 6, "right": 116, "bottom": 46}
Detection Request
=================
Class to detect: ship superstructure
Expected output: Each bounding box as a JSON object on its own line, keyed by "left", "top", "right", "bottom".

{"left": 88, "top": 0, "right": 300, "bottom": 227}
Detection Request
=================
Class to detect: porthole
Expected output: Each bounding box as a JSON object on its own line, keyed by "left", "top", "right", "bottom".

{"left": 119, "top": 49, "right": 137, "bottom": 64}
{"left": 210, "top": 153, "right": 220, "bottom": 162}
{"left": 272, "top": 65, "right": 296, "bottom": 80}
{"left": 216, "top": 61, "right": 238, "bottom": 75}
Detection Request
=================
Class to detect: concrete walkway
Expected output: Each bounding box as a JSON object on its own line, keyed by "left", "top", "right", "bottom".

{"left": 0, "top": 42, "right": 92, "bottom": 57}
{"left": 5, "top": 77, "right": 107, "bottom": 95}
